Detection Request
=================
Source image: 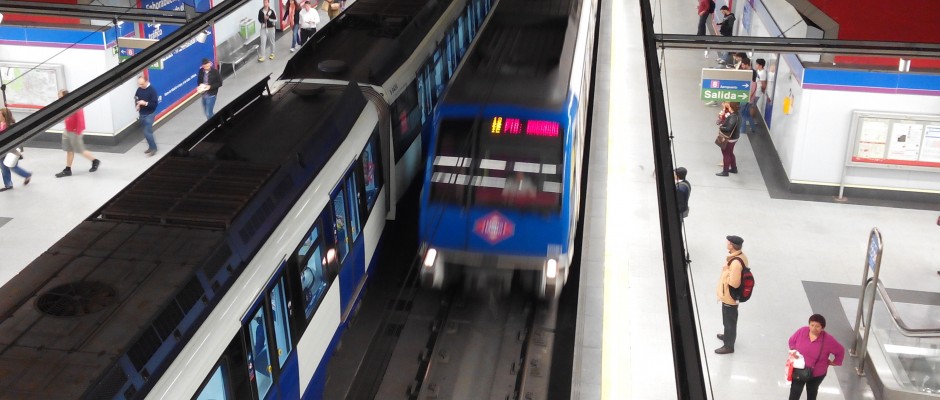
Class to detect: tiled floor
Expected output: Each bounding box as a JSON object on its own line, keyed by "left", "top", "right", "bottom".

{"left": 574, "top": 0, "right": 939, "bottom": 399}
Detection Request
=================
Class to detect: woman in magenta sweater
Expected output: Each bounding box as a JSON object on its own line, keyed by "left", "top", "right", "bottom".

{"left": 788, "top": 314, "right": 845, "bottom": 400}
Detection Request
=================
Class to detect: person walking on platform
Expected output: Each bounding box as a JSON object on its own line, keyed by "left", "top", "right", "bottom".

{"left": 258, "top": 0, "right": 278, "bottom": 61}
{"left": 135, "top": 75, "right": 159, "bottom": 156}
{"left": 299, "top": 1, "right": 320, "bottom": 45}
{"left": 738, "top": 58, "right": 756, "bottom": 133}
{"left": 323, "top": 0, "right": 341, "bottom": 20}
{"left": 788, "top": 314, "right": 845, "bottom": 400}
{"left": 197, "top": 58, "right": 223, "bottom": 119}
{"left": 55, "top": 90, "right": 100, "bottom": 178}
{"left": 675, "top": 167, "right": 691, "bottom": 220}
{"left": 715, "top": 235, "right": 747, "bottom": 354}
{"left": 696, "top": 0, "right": 713, "bottom": 36}
{"left": 715, "top": 102, "right": 740, "bottom": 176}
{"left": 0, "top": 109, "right": 32, "bottom": 191}
{"left": 287, "top": 0, "right": 304, "bottom": 52}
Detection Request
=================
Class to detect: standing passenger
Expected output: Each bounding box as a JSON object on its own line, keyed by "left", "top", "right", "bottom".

{"left": 197, "top": 58, "right": 223, "bottom": 119}
{"left": 715, "top": 235, "right": 746, "bottom": 354}
{"left": 715, "top": 102, "right": 740, "bottom": 176}
{"left": 258, "top": 0, "right": 278, "bottom": 61}
{"left": 788, "top": 314, "right": 845, "bottom": 400}
{"left": 675, "top": 167, "right": 691, "bottom": 220}
{"left": 299, "top": 1, "right": 320, "bottom": 45}
{"left": 135, "top": 75, "right": 159, "bottom": 156}
{"left": 323, "top": 0, "right": 341, "bottom": 20}
{"left": 288, "top": 0, "right": 304, "bottom": 52}
{"left": 696, "top": 0, "right": 713, "bottom": 36}
{"left": 55, "top": 90, "right": 100, "bottom": 177}
{"left": 716, "top": 6, "right": 736, "bottom": 65}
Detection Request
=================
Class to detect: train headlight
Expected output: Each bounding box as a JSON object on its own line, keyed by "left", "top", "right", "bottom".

{"left": 423, "top": 248, "right": 438, "bottom": 269}
{"left": 546, "top": 259, "right": 557, "bottom": 279}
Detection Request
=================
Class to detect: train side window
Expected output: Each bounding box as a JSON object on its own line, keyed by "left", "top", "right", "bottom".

{"left": 247, "top": 308, "right": 273, "bottom": 398}
{"left": 457, "top": 14, "right": 468, "bottom": 55}
{"left": 332, "top": 190, "right": 350, "bottom": 261}
{"left": 345, "top": 174, "right": 361, "bottom": 241}
{"left": 270, "top": 278, "right": 293, "bottom": 368}
{"left": 431, "top": 50, "right": 445, "bottom": 102}
{"left": 391, "top": 82, "right": 422, "bottom": 158}
{"left": 194, "top": 364, "right": 229, "bottom": 400}
{"left": 361, "top": 135, "right": 381, "bottom": 209}
{"left": 297, "top": 225, "right": 327, "bottom": 320}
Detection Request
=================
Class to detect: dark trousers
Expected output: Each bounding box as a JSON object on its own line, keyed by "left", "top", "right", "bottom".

{"left": 300, "top": 28, "right": 316, "bottom": 45}
{"left": 697, "top": 13, "right": 709, "bottom": 35}
{"left": 721, "top": 303, "right": 738, "bottom": 349}
{"left": 789, "top": 374, "right": 826, "bottom": 400}
{"left": 721, "top": 140, "right": 737, "bottom": 171}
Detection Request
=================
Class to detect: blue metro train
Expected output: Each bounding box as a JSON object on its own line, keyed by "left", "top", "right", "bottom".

{"left": 419, "top": 0, "right": 597, "bottom": 299}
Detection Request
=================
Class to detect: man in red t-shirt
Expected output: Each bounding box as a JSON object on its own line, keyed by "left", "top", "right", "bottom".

{"left": 55, "top": 89, "right": 100, "bottom": 178}
{"left": 697, "top": 0, "right": 713, "bottom": 36}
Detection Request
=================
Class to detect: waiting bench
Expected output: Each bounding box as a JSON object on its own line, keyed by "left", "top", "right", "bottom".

{"left": 218, "top": 35, "right": 259, "bottom": 76}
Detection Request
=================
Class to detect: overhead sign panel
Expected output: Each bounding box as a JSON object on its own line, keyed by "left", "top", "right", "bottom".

{"left": 701, "top": 68, "right": 753, "bottom": 102}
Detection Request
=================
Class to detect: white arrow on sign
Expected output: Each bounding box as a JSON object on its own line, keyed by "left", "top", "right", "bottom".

{"left": 742, "top": 83, "right": 749, "bottom": 88}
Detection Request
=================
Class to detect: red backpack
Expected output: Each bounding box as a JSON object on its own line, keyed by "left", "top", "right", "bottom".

{"left": 729, "top": 257, "right": 755, "bottom": 302}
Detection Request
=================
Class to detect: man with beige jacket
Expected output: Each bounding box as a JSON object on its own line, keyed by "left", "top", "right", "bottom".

{"left": 716, "top": 235, "right": 747, "bottom": 354}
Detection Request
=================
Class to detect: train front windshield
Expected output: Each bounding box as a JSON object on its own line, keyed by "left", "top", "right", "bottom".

{"left": 430, "top": 117, "right": 564, "bottom": 211}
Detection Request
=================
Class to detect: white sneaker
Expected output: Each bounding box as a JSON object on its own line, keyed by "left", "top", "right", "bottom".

{"left": 290, "top": 48, "right": 295, "bottom": 52}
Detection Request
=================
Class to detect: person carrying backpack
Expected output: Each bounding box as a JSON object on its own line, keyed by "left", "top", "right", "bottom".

{"left": 715, "top": 235, "right": 748, "bottom": 354}
{"left": 697, "top": 0, "right": 715, "bottom": 36}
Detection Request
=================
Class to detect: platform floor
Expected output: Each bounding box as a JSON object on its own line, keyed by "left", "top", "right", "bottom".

{"left": 573, "top": 0, "right": 939, "bottom": 399}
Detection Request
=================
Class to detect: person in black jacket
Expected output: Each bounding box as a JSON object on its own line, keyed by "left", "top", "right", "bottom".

{"left": 716, "top": 102, "right": 741, "bottom": 176}
{"left": 197, "top": 58, "right": 223, "bottom": 119}
{"left": 258, "top": 0, "right": 277, "bottom": 61}
{"left": 135, "top": 75, "right": 159, "bottom": 155}
{"left": 716, "top": 6, "right": 736, "bottom": 65}
{"left": 675, "top": 167, "right": 691, "bottom": 220}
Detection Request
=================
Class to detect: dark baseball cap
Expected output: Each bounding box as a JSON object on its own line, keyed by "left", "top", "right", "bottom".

{"left": 726, "top": 235, "right": 743, "bottom": 246}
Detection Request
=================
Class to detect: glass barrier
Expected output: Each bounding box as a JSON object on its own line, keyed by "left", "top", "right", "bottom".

{"left": 863, "top": 283, "right": 940, "bottom": 395}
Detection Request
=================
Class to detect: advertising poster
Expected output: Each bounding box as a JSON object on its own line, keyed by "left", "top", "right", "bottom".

{"left": 138, "top": 0, "right": 215, "bottom": 117}
{"left": 920, "top": 125, "right": 940, "bottom": 164}
{"left": 854, "top": 118, "right": 889, "bottom": 160}
{"left": 885, "top": 122, "right": 923, "bottom": 161}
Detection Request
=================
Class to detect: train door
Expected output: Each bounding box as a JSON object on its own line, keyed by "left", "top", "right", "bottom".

{"left": 331, "top": 168, "right": 366, "bottom": 321}
{"left": 244, "top": 273, "right": 300, "bottom": 399}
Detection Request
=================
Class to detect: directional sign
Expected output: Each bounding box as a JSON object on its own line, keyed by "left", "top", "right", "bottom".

{"left": 701, "top": 68, "right": 753, "bottom": 102}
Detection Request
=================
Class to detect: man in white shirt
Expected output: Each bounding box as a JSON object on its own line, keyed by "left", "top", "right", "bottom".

{"left": 299, "top": 1, "right": 321, "bottom": 45}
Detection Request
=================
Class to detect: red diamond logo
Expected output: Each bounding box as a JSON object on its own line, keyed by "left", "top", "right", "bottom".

{"left": 474, "top": 211, "right": 515, "bottom": 245}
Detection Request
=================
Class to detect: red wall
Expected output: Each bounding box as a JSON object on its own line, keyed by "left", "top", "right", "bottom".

{"left": 4, "top": 0, "right": 81, "bottom": 25}
{"left": 810, "top": 0, "right": 940, "bottom": 69}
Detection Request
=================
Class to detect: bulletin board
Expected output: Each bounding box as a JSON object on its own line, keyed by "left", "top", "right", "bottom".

{"left": 845, "top": 111, "right": 940, "bottom": 171}
{"left": 0, "top": 62, "right": 67, "bottom": 110}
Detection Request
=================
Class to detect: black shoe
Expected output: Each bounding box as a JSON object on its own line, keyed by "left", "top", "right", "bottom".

{"left": 0, "top": 186, "right": 10, "bottom": 192}
{"left": 90, "top": 159, "right": 100, "bottom": 172}
{"left": 715, "top": 346, "right": 734, "bottom": 354}
{"left": 55, "top": 168, "right": 72, "bottom": 178}
{"left": 729, "top": 168, "right": 738, "bottom": 174}
{"left": 715, "top": 171, "right": 729, "bottom": 177}
{"left": 717, "top": 334, "right": 725, "bottom": 341}
{"left": 24, "top": 176, "right": 30, "bottom": 186}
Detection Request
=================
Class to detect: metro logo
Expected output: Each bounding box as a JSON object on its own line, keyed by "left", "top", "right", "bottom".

{"left": 473, "top": 211, "right": 515, "bottom": 245}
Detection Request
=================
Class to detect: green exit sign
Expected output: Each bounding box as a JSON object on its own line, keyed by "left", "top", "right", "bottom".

{"left": 701, "top": 89, "right": 749, "bottom": 101}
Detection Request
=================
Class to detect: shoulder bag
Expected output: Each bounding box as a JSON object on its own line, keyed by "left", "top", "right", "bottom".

{"left": 792, "top": 334, "right": 825, "bottom": 383}
{"left": 715, "top": 115, "right": 739, "bottom": 149}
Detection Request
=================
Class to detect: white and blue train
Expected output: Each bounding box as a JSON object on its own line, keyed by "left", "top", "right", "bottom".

{"left": 419, "top": 0, "right": 597, "bottom": 299}
{"left": 0, "top": 0, "right": 494, "bottom": 398}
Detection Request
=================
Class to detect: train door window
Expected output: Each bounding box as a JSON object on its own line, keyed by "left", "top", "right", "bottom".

{"left": 332, "top": 190, "right": 350, "bottom": 261}
{"left": 432, "top": 49, "right": 445, "bottom": 101}
{"left": 270, "top": 278, "right": 293, "bottom": 368}
{"left": 457, "top": 14, "right": 468, "bottom": 55}
{"left": 361, "top": 135, "right": 381, "bottom": 209}
{"left": 248, "top": 308, "right": 273, "bottom": 398}
{"left": 194, "top": 364, "right": 229, "bottom": 400}
{"left": 297, "top": 225, "right": 327, "bottom": 320}
{"left": 416, "top": 70, "right": 429, "bottom": 120}
{"left": 345, "top": 174, "right": 361, "bottom": 241}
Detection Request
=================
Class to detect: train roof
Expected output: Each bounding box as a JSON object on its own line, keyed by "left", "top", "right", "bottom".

{"left": 0, "top": 80, "right": 369, "bottom": 399}
{"left": 442, "top": 0, "right": 581, "bottom": 110}
{"left": 281, "top": 0, "right": 453, "bottom": 85}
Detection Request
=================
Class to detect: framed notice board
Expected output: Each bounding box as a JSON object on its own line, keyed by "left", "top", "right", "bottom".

{"left": 845, "top": 111, "right": 940, "bottom": 171}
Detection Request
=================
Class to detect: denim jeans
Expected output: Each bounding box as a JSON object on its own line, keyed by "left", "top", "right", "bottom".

{"left": 291, "top": 23, "right": 301, "bottom": 48}
{"left": 140, "top": 113, "right": 156, "bottom": 151}
{"left": 202, "top": 94, "right": 216, "bottom": 119}
{"left": 740, "top": 102, "right": 753, "bottom": 132}
{"left": 697, "top": 13, "right": 708, "bottom": 35}
{"left": 1, "top": 162, "right": 31, "bottom": 187}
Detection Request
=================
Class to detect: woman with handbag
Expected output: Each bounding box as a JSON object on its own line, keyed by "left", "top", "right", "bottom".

{"left": 715, "top": 101, "right": 740, "bottom": 176}
{"left": 323, "top": 0, "right": 341, "bottom": 20}
{"left": 0, "top": 108, "right": 32, "bottom": 192}
{"left": 787, "top": 314, "right": 845, "bottom": 400}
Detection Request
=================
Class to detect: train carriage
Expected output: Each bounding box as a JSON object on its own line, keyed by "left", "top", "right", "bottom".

{"left": 419, "top": 0, "right": 597, "bottom": 299}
